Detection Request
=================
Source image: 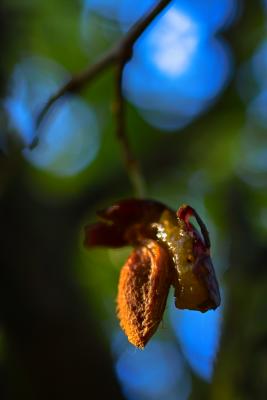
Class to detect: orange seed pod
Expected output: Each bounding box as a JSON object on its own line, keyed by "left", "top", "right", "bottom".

{"left": 117, "top": 240, "right": 171, "bottom": 349}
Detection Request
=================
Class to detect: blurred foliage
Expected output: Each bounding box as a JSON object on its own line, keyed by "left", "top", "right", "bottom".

{"left": 1, "top": 1, "right": 267, "bottom": 399}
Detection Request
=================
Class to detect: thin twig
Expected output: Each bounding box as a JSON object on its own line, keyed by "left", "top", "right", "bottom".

{"left": 114, "top": 59, "right": 146, "bottom": 197}
{"left": 119, "top": 0, "right": 172, "bottom": 50}
{"left": 35, "top": 0, "right": 172, "bottom": 132}
{"left": 33, "top": 0, "right": 172, "bottom": 195}
{"left": 36, "top": 48, "right": 117, "bottom": 129}
{"left": 111, "top": 0, "right": 172, "bottom": 197}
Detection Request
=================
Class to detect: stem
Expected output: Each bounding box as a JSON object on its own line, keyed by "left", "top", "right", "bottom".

{"left": 114, "top": 60, "right": 146, "bottom": 197}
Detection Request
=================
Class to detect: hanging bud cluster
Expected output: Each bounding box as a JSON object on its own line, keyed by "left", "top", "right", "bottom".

{"left": 84, "top": 199, "right": 221, "bottom": 349}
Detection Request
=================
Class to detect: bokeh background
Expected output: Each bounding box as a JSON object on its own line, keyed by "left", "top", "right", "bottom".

{"left": 1, "top": 0, "right": 267, "bottom": 399}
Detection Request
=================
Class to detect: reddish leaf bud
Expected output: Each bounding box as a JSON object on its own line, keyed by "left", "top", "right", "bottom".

{"left": 84, "top": 198, "right": 221, "bottom": 347}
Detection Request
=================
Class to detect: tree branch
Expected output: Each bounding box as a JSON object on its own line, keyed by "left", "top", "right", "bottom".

{"left": 36, "top": 48, "right": 117, "bottom": 130}
{"left": 33, "top": 0, "right": 172, "bottom": 195}
{"left": 35, "top": 0, "right": 172, "bottom": 132}
{"left": 119, "top": 0, "right": 172, "bottom": 50}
